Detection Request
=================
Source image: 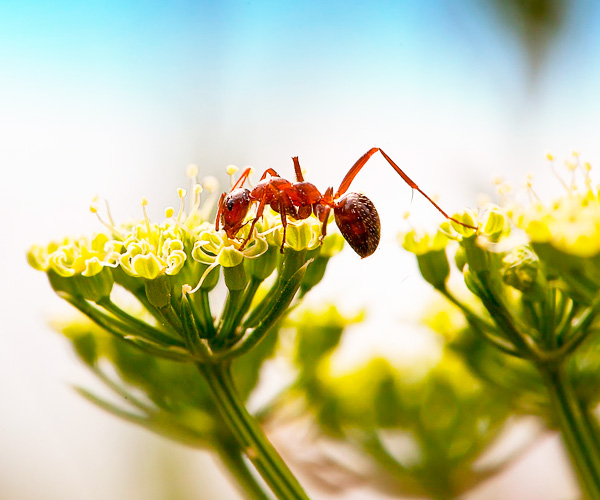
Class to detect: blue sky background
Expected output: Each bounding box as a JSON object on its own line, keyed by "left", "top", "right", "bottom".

{"left": 2, "top": 1, "right": 600, "bottom": 499}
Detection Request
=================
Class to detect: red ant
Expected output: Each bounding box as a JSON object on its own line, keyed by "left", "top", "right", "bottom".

{"left": 215, "top": 148, "right": 476, "bottom": 258}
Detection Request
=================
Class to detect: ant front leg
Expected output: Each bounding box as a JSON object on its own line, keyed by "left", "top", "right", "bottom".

{"left": 215, "top": 192, "right": 227, "bottom": 231}
{"left": 238, "top": 195, "right": 268, "bottom": 250}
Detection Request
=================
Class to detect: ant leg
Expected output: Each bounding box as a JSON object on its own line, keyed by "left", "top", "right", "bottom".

{"left": 231, "top": 167, "right": 253, "bottom": 190}
{"left": 292, "top": 157, "right": 305, "bottom": 182}
{"left": 238, "top": 196, "right": 268, "bottom": 250}
{"left": 277, "top": 198, "right": 289, "bottom": 253}
{"left": 215, "top": 192, "right": 226, "bottom": 231}
{"left": 334, "top": 148, "right": 477, "bottom": 230}
{"left": 317, "top": 205, "right": 331, "bottom": 244}
{"left": 259, "top": 168, "right": 281, "bottom": 180}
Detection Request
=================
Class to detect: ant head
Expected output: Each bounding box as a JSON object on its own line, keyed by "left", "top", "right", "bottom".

{"left": 334, "top": 192, "right": 380, "bottom": 258}
{"left": 220, "top": 188, "right": 252, "bottom": 238}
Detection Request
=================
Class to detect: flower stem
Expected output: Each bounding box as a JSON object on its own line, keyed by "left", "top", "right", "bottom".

{"left": 214, "top": 440, "right": 273, "bottom": 500}
{"left": 199, "top": 362, "right": 310, "bottom": 500}
{"left": 540, "top": 363, "right": 600, "bottom": 499}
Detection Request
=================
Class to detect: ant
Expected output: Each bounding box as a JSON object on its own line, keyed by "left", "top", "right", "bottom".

{"left": 215, "top": 147, "right": 476, "bottom": 258}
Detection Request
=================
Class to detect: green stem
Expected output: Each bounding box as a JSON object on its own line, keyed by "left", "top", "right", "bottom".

{"left": 191, "top": 289, "right": 217, "bottom": 339}
{"left": 214, "top": 441, "right": 273, "bottom": 500}
{"left": 476, "top": 271, "right": 539, "bottom": 359}
{"left": 199, "top": 363, "right": 310, "bottom": 500}
{"left": 97, "top": 298, "right": 183, "bottom": 346}
{"left": 540, "top": 363, "right": 600, "bottom": 499}
{"left": 216, "top": 289, "right": 245, "bottom": 348}
{"left": 438, "top": 286, "right": 521, "bottom": 357}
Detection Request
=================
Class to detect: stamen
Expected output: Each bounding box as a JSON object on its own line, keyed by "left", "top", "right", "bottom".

{"left": 525, "top": 173, "right": 542, "bottom": 203}
{"left": 188, "top": 261, "right": 219, "bottom": 293}
{"left": 547, "top": 153, "right": 570, "bottom": 192}
{"left": 191, "top": 184, "right": 203, "bottom": 214}
{"left": 141, "top": 198, "right": 152, "bottom": 241}
{"left": 565, "top": 160, "right": 578, "bottom": 192}
{"left": 493, "top": 177, "right": 512, "bottom": 205}
{"left": 177, "top": 188, "right": 186, "bottom": 222}
{"left": 165, "top": 206, "right": 175, "bottom": 219}
{"left": 226, "top": 165, "right": 239, "bottom": 187}
{"left": 90, "top": 196, "right": 124, "bottom": 238}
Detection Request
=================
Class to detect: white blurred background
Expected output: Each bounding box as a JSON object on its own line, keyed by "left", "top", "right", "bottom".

{"left": 2, "top": 1, "right": 600, "bottom": 498}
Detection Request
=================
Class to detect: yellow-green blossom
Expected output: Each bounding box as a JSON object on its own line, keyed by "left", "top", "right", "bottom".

{"left": 401, "top": 228, "right": 450, "bottom": 255}
{"left": 267, "top": 216, "right": 324, "bottom": 252}
{"left": 27, "top": 233, "right": 121, "bottom": 277}
{"left": 190, "top": 227, "right": 268, "bottom": 290}
{"left": 518, "top": 190, "right": 600, "bottom": 257}
{"left": 119, "top": 222, "right": 189, "bottom": 280}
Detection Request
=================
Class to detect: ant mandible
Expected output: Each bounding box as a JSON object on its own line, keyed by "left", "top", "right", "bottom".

{"left": 215, "top": 147, "right": 476, "bottom": 258}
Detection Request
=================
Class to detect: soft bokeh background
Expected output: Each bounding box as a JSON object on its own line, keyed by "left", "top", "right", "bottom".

{"left": 2, "top": 1, "right": 600, "bottom": 498}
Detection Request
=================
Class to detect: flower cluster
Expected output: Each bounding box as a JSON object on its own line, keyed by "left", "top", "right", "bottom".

{"left": 401, "top": 153, "right": 600, "bottom": 499}
{"left": 28, "top": 166, "right": 345, "bottom": 363}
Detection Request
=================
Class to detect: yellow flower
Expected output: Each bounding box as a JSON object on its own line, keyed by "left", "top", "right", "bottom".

{"left": 119, "top": 223, "right": 189, "bottom": 279}
{"left": 519, "top": 189, "right": 600, "bottom": 258}
{"left": 27, "top": 233, "right": 121, "bottom": 277}
{"left": 190, "top": 227, "right": 268, "bottom": 290}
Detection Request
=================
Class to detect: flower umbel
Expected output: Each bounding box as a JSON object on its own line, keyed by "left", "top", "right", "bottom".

{"left": 28, "top": 164, "right": 348, "bottom": 500}
{"left": 402, "top": 153, "right": 600, "bottom": 500}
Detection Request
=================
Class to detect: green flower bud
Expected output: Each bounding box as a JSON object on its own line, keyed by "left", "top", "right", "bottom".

{"left": 223, "top": 261, "right": 248, "bottom": 291}
{"left": 481, "top": 207, "right": 509, "bottom": 242}
{"left": 300, "top": 250, "right": 329, "bottom": 294}
{"left": 47, "top": 269, "right": 79, "bottom": 297}
{"left": 196, "top": 264, "right": 220, "bottom": 291}
{"left": 217, "top": 246, "right": 244, "bottom": 267}
{"left": 451, "top": 210, "right": 478, "bottom": 237}
{"left": 72, "top": 267, "right": 114, "bottom": 302}
{"left": 277, "top": 222, "right": 316, "bottom": 251}
{"left": 502, "top": 246, "right": 541, "bottom": 294}
{"left": 145, "top": 275, "right": 172, "bottom": 309}
{"left": 402, "top": 228, "right": 449, "bottom": 255}
{"left": 454, "top": 245, "right": 467, "bottom": 272}
{"left": 417, "top": 248, "right": 450, "bottom": 289}
{"left": 460, "top": 236, "right": 489, "bottom": 273}
{"left": 245, "top": 245, "right": 279, "bottom": 281}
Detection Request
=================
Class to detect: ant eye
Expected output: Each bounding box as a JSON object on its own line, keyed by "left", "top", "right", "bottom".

{"left": 227, "top": 199, "right": 235, "bottom": 211}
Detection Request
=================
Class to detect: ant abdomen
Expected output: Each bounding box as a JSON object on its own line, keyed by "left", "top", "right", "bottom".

{"left": 334, "top": 193, "right": 381, "bottom": 258}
